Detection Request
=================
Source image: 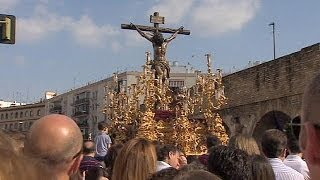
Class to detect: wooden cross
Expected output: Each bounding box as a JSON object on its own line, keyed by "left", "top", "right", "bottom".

{"left": 121, "top": 12, "right": 190, "bottom": 35}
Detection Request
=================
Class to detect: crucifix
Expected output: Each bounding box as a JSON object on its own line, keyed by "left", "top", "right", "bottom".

{"left": 121, "top": 12, "right": 190, "bottom": 83}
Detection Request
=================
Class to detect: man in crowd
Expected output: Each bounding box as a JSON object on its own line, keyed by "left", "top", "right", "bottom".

{"left": 261, "top": 129, "right": 304, "bottom": 180}
{"left": 208, "top": 145, "right": 252, "bottom": 180}
{"left": 199, "top": 135, "right": 221, "bottom": 166}
{"left": 95, "top": 122, "right": 112, "bottom": 161}
{"left": 300, "top": 73, "right": 320, "bottom": 180}
{"left": 24, "top": 114, "right": 83, "bottom": 180}
{"left": 79, "top": 140, "right": 103, "bottom": 173}
{"left": 156, "top": 144, "right": 180, "bottom": 171}
{"left": 284, "top": 136, "right": 310, "bottom": 179}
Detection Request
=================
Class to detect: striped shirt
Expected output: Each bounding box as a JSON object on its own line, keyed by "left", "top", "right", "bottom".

{"left": 284, "top": 155, "right": 310, "bottom": 180}
{"left": 269, "top": 158, "right": 304, "bottom": 180}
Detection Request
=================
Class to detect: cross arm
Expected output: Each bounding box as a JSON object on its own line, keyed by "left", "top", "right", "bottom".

{"left": 121, "top": 24, "right": 190, "bottom": 35}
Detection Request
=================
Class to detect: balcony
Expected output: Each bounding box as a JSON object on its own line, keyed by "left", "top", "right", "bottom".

{"left": 73, "top": 98, "right": 90, "bottom": 106}
{"left": 49, "top": 105, "right": 62, "bottom": 113}
{"left": 73, "top": 110, "right": 89, "bottom": 117}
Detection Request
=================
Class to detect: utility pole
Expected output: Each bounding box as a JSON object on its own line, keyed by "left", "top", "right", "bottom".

{"left": 269, "top": 22, "right": 276, "bottom": 60}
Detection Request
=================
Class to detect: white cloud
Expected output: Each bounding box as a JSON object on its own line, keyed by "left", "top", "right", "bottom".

{"left": 16, "top": 4, "right": 120, "bottom": 48}
{"left": 0, "top": 0, "right": 19, "bottom": 11}
{"left": 191, "top": 0, "right": 261, "bottom": 36}
{"left": 17, "top": 5, "right": 72, "bottom": 42}
{"left": 69, "top": 15, "right": 119, "bottom": 47}
{"left": 147, "top": 0, "right": 261, "bottom": 37}
{"left": 148, "top": 0, "right": 195, "bottom": 24}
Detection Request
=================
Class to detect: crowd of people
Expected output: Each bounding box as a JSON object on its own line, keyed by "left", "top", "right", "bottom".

{"left": 1, "top": 73, "right": 320, "bottom": 180}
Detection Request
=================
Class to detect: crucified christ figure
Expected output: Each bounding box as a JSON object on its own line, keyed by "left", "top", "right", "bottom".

{"left": 131, "top": 23, "right": 184, "bottom": 83}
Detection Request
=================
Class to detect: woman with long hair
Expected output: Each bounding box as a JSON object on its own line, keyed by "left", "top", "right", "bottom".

{"left": 112, "top": 138, "right": 157, "bottom": 180}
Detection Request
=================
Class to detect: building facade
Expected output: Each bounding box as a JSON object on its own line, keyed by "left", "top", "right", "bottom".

{"left": 47, "top": 62, "right": 198, "bottom": 138}
{"left": 0, "top": 102, "right": 45, "bottom": 132}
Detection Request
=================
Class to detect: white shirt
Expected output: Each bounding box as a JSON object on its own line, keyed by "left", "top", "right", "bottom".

{"left": 284, "top": 155, "right": 310, "bottom": 180}
{"left": 268, "top": 158, "right": 304, "bottom": 180}
{"left": 156, "top": 161, "right": 172, "bottom": 172}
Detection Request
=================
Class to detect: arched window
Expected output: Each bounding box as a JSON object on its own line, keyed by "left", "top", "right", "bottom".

{"left": 25, "top": 111, "right": 28, "bottom": 117}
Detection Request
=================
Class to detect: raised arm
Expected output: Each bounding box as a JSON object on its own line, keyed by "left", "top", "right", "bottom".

{"left": 166, "top": 26, "right": 184, "bottom": 43}
{"left": 131, "top": 23, "right": 152, "bottom": 42}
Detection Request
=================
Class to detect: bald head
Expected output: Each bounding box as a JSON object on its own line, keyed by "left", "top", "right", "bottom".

{"left": 24, "top": 114, "right": 83, "bottom": 165}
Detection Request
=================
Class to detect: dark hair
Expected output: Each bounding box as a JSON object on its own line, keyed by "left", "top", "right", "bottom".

{"left": 148, "top": 167, "right": 179, "bottom": 180}
{"left": 206, "top": 135, "right": 221, "bottom": 149}
{"left": 261, "top": 129, "right": 287, "bottom": 158}
{"left": 251, "top": 155, "right": 275, "bottom": 180}
{"left": 152, "top": 31, "right": 164, "bottom": 46}
{"left": 174, "top": 170, "right": 221, "bottom": 180}
{"left": 98, "top": 122, "right": 108, "bottom": 131}
{"left": 83, "top": 140, "right": 95, "bottom": 154}
{"left": 156, "top": 144, "right": 178, "bottom": 161}
{"left": 178, "top": 161, "right": 207, "bottom": 172}
{"left": 287, "top": 136, "right": 301, "bottom": 154}
{"left": 208, "top": 145, "right": 252, "bottom": 180}
{"left": 84, "top": 167, "right": 107, "bottom": 180}
{"left": 186, "top": 155, "right": 198, "bottom": 164}
{"left": 104, "top": 144, "right": 123, "bottom": 178}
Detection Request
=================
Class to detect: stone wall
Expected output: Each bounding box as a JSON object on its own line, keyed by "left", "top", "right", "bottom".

{"left": 219, "top": 43, "right": 320, "bottom": 137}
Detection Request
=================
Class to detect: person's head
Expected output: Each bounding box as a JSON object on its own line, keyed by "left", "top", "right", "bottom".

{"left": 112, "top": 138, "right": 157, "bottom": 180}
{"left": 148, "top": 167, "right": 179, "bottom": 180}
{"left": 300, "top": 73, "right": 320, "bottom": 180}
{"left": 0, "top": 131, "right": 49, "bottom": 180}
{"left": 178, "top": 161, "right": 207, "bottom": 173}
{"left": 83, "top": 140, "right": 96, "bottom": 156}
{"left": 83, "top": 167, "right": 107, "bottom": 180}
{"left": 228, "top": 134, "right": 261, "bottom": 155}
{"left": 152, "top": 30, "right": 164, "bottom": 46}
{"left": 104, "top": 143, "right": 123, "bottom": 177}
{"left": 98, "top": 122, "right": 108, "bottom": 132}
{"left": 251, "top": 154, "right": 275, "bottom": 180}
{"left": 177, "top": 149, "right": 187, "bottom": 168}
{"left": 173, "top": 170, "right": 221, "bottom": 180}
{"left": 287, "top": 136, "right": 301, "bottom": 155}
{"left": 261, "top": 129, "right": 287, "bottom": 159}
{"left": 157, "top": 144, "right": 180, "bottom": 169}
{"left": 208, "top": 145, "right": 252, "bottom": 180}
{"left": 206, "top": 135, "right": 221, "bottom": 150}
{"left": 24, "top": 114, "right": 83, "bottom": 178}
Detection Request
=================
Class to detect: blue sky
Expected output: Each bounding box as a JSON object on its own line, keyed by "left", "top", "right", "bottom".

{"left": 0, "top": 0, "right": 319, "bottom": 103}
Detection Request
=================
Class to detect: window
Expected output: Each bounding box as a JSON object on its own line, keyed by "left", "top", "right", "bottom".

{"left": 0, "top": 114, "right": 3, "bottom": 120}
{"left": 5, "top": 113, "right": 8, "bottom": 119}
{"left": 25, "top": 111, "right": 28, "bottom": 117}
{"left": 9, "top": 124, "right": 13, "bottom": 129}
{"left": 37, "top": 109, "right": 41, "bottom": 116}
{"left": 14, "top": 123, "right": 18, "bottom": 129}
{"left": 4, "top": 124, "right": 8, "bottom": 129}
{"left": 24, "top": 122, "right": 28, "bottom": 128}
{"left": 169, "top": 80, "right": 185, "bottom": 88}
{"left": 30, "top": 110, "right": 33, "bottom": 117}
{"left": 20, "top": 112, "right": 23, "bottom": 118}
{"left": 15, "top": 112, "right": 18, "bottom": 118}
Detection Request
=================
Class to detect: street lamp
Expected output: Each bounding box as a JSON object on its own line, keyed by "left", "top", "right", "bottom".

{"left": 269, "top": 22, "right": 276, "bottom": 60}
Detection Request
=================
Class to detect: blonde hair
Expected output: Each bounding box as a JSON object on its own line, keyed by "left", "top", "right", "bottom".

{"left": 112, "top": 138, "right": 157, "bottom": 180}
{"left": 0, "top": 131, "right": 50, "bottom": 180}
{"left": 228, "top": 134, "right": 260, "bottom": 155}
